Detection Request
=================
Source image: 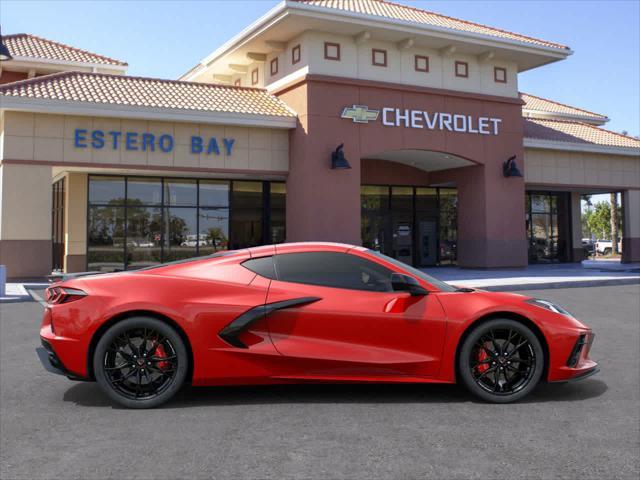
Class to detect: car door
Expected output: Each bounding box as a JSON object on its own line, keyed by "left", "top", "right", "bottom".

{"left": 264, "top": 250, "right": 447, "bottom": 378}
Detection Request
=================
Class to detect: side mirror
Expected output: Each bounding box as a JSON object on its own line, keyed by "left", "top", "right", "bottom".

{"left": 391, "top": 273, "right": 428, "bottom": 296}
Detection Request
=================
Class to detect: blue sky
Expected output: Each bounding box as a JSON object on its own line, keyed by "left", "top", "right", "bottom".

{"left": 2, "top": 0, "right": 639, "bottom": 136}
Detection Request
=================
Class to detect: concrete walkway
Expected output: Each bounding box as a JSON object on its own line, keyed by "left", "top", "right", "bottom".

{"left": 0, "top": 283, "right": 48, "bottom": 303}
{"left": 427, "top": 262, "right": 640, "bottom": 291}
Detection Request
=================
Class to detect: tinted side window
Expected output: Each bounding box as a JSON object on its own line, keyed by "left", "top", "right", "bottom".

{"left": 274, "top": 252, "right": 392, "bottom": 292}
{"left": 242, "top": 257, "right": 276, "bottom": 279}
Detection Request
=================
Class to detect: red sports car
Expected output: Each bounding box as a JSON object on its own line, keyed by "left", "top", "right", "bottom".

{"left": 38, "top": 242, "right": 598, "bottom": 408}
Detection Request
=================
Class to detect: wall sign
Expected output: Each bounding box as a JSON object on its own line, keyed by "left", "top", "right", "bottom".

{"left": 341, "top": 104, "right": 502, "bottom": 136}
{"left": 74, "top": 129, "right": 236, "bottom": 155}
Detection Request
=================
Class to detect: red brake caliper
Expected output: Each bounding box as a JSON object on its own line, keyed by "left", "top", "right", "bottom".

{"left": 153, "top": 343, "right": 170, "bottom": 370}
{"left": 476, "top": 344, "right": 490, "bottom": 373}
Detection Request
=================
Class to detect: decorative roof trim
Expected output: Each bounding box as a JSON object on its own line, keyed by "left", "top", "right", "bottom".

{"left": 520, "top": 92, "right": 608, "bottom": 120}
{"left": 291, "top": 0, "right": 569, "bottom": 50}
{"left": 181, "top": 0, "right": 571, "bottom": 81}
{"left": 3, "top": 33, "right": 128, "bottom": 66}
{"left": 524, "top": 138, "right": 640, "bottom": 157}
{"left": 7, "top": 55, "right": 128, "bottom": 72}
{"left": 0, "top": 95, "right": 297, "bottom": 129}
{"left": 522, "top": 110, "right": 608, "bottom": 126}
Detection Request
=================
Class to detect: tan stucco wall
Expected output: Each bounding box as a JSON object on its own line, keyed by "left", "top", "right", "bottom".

{"left": 524, "top": 148, "right": 640, "bottom": 189}
{"left": 197, "top": 30, "right": 519, "bottom": 98}
{"left": 1, "top": 111, "right": 289, "bottom": 172}
{"left": 0, "top": 162, "right": 52, "bottom": 240}
{"left": 65, "top": 172, "right": 87, "bottom": 257}
{"left": 624, "top": 189, "right": 640, "bottom": 238}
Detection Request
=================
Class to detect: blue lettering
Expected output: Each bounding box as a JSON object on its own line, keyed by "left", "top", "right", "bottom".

{"left": 74, "top": 129, "right": 88, "bottom": 148}
{"left": 223, "top": 138, "right": 235, "bottom": 155}
{"left": 141, "top": 133, "right": 155, "bottom": 151}
{"left": 158, "top": 134, "right": 174, "bottom": 153}
{"left": 91, "top": 130, "right": 105, "bottom": 149}
{"left": 125, "top": 132, "right": 138, "bottom": 151}
{"left": 191, "top": 136, "right": 203, "bottom": 154}
{"left": 207, "top": 138, "right": 220, "bottom": 155}
{"left": 109, "top": 131, "right": 121, "bottom": 149}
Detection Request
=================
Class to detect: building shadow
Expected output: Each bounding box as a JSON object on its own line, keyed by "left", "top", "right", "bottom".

{"left": 62, "top": 378, "right": 607, "bottom": 409}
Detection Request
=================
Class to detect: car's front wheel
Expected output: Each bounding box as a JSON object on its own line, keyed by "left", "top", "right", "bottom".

{"left": 458, "top": 319, "right": 544, "bottom": 403}
{"left": 93, "top": 316, "right": 188, "bottom": 409}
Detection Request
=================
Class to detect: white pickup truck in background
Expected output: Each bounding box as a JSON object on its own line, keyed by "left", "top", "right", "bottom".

{"left": 595, "top": 239, "right": 623, "bottom": 255}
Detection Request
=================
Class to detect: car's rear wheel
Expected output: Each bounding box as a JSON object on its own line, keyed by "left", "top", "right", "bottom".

{"left": 458, "top": 319, "right": 544, "bottom": 403}
{"left": 93, "top": 317, "right": 188, "bottom": 409}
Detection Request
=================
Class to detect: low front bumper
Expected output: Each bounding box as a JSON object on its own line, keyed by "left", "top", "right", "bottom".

{"left": 550, "top": 366, "right": 600, "bottom": 383}
{"left": 549, "top": 330, "right": 599, "bottom": 382}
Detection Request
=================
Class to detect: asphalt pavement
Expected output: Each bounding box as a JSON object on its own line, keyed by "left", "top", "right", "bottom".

{"left": 1, "top": 285, "right": 638, "bottom": 479}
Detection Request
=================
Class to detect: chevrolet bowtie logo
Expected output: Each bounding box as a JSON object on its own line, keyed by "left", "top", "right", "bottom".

{"left": 341, "top": 105, "right": 380, "bottom": 124}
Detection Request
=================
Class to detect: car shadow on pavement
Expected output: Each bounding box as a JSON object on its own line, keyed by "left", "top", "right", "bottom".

{"left": 62, "top": 379, "right": 607, "bottom": 409}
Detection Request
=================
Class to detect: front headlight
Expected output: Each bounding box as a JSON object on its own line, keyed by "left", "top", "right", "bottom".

{"left": 525, "top": 298, "right": 573, "bottom": 317}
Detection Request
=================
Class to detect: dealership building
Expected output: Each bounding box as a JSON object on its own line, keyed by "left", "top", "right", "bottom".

{"left": 1, "top": 0, "right": 639, "bottom": 279}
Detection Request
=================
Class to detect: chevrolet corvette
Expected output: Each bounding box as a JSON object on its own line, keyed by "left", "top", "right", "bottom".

{"left": 37, "top": 242, "right": 598, "bottom": 408}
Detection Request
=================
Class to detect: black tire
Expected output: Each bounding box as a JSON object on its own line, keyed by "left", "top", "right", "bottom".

{"left": 603, "top": 248, "right": 612, "bottom": 256}
{"left": 93, "top": 316, "right": 188, "bottom": 409}
{"left": 458, "top": 319, "right": 544, "bottom": 403}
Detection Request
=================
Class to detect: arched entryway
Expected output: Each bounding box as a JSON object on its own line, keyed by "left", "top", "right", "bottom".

{"left": 360, "top": 150, "right": 476, "bottom": 267}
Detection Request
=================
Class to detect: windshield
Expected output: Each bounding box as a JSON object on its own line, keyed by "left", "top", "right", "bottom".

{"left": 365, "top": 250, "right": 457, "bottom": 292}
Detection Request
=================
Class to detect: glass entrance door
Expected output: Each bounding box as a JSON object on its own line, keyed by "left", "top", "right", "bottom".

{"left": 526, "top": 192, "right": 570, "bottom": 263}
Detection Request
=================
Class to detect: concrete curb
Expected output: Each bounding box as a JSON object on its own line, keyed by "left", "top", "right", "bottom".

{"left": 473, "top": 278, "right": 640, "bottom": 292}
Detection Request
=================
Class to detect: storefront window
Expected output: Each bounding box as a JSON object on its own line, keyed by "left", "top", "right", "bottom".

{"left": 199, "top": 208, "right": 229, "bottom": 255}
{"left": 126, "top": 206, "right": 163, "bottom": 269}
{"left": 230, "top": 181, "right": 263, "bottom": 249}
{"left": 200, "top": 180, "right": 230, "bottom": 207}
{"left": 127, "top": 177, "right": 162, "bottom": 205}
{"left": 270, "top": 183, "right": 286, "bottom": 244}
{"left": 361, "top": 186, "right": 390, "bottom": 254}
{"left": 164, "top": 179, "right": 197, "bottom": 207}
{"left": 87, "top": 205, "right": 125, "bottom": 272}
{"left": 438, "top": 189, "right": 458, "bottom": 265}
{"left": 87, "top": 176, "right": 284, "bottom": 272}
{"left": 163, "top": 207, "right": 198, "bottom": 262}
{"left": 89, "top": 176, "right": 125, "bottom": 205}
{"left": 415, "top": 188, "right": 438, "bottom": 266}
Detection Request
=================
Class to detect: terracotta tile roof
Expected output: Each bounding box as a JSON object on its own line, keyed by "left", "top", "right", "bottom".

{"left": 0, "top": 71, "right": 297, "bottom": 118}
{"left": 520, "top": 93, "right": 608, "bottom": 121}
{"left": 3, "top": 33, "right": 127, "bottom": 67}
{"left": 292, "top": 0, "right": 569, "bottom": 50}
{"left": 524, "top": 118, "right": 640, "bottom": 149}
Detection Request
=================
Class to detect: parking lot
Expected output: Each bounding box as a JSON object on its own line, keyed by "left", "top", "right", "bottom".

{"left": 1, "top": 284, "right": 639, "bottom": 479}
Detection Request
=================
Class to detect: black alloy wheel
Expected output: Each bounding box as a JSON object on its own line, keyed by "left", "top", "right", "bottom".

{"left": 94, "top": 317, "right": 188, "bottom": 408}
{"left": 459, "top": 319, "right": 544, "bottom": 403}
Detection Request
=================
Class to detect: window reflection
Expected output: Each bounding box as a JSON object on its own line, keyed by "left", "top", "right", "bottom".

{"left": 164, "top": 180, "right": 197, "bottom": 207}
{"left": 230, "top": 181, "right": 263, "bottom": 249}
{"left": 199, "top": 208, "right": 230, "bottom": 255}
{"left": 87, "top": 176, "right": 284, "bottom": 271}
{"left": 128, "top": 177, "right": 162, "bottom": 206}
{"left": 126, "top": 206, "right": 162, "bottom": 269}
{"left": 164, "top": 208, "right": 198, "bottom": 261}
{"left": 200, "top": 180, "right": 230, "bottom": 207}
{"left": 89, "top": 176, "right": 125, "bottom": 205}
{"left": 270, "top": 182, "right": 286, "bottom": 244}
{"left": 88, "top": 206, "right": 125, "bottom": 272}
